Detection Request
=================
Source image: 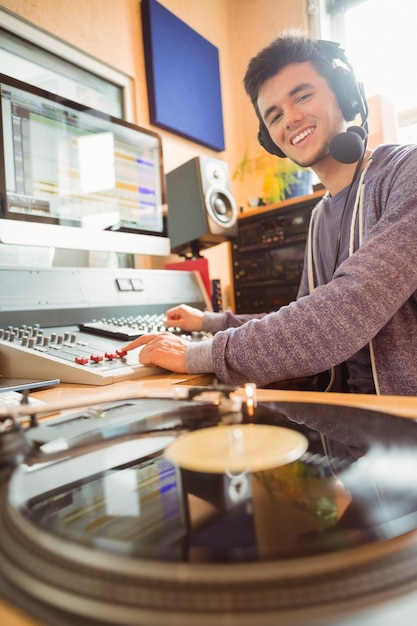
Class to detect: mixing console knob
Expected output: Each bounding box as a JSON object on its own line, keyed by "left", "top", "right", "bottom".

{"left": 28, "top": 337, "right": 35, "bottom": 349}
{"left": 3, "top": 331, "right": 10, "bottom": 341}
{"left": 9, "top": 332, "right": 15, "bottom": 342}
{"left": 43, "top": 336, "right": 49, "bottom": 347}
{"left": 57, "top": 335, "right": 63, "bottom": 345}
{"left": 50, "top": 333, "right": 57, "bottom": 343}
{"left": 74, "top": 356, "right": 89, "bottom": 365}
{"left": 64, "top": 331, "right": 70, "bottom": 341}
{"left": 90, "top": 355, "right": 104, "bottom": 363}
{"left": 71, "top": 333, "right": 77, "bottom": 343}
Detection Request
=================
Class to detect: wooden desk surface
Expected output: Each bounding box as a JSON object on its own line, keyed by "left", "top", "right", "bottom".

{"left": 30, "top": 374, "right": 417, "bottom": 420}
{"left": 2, "top": 374, "right": 417, "bottom": 625}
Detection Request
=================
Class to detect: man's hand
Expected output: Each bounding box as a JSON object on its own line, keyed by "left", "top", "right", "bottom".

{"left": 165, "top": 304, "right": 204, "bottom": 332}
{"left": 122, "top": 332, "right": 188, "bottom": 373}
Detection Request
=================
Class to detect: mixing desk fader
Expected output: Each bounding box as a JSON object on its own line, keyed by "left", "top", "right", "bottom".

{"left": 0, "top": 267, "right": 211, "bottom": 385}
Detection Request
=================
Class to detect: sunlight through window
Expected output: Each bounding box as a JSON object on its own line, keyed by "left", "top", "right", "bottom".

{"left": 335, "top": 0, "right": 417, "bottom": 142}
{"left": 344, "top": 0, "right": 416, "bottom": 113}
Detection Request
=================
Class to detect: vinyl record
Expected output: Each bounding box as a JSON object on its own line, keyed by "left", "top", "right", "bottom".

{"left": 2, "top": 397, "right": 417, "bottom": 625}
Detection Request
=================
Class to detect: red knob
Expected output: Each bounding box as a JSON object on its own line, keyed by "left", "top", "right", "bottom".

{"left": 90, "top": 354, "right": 104, "bottom": 363}
{"left": 74, "top": 356, "right": 89, "bottom": 365}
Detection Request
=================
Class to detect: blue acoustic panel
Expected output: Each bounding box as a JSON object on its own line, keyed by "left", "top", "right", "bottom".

{"left": 141, "top": 0, "right": 225, "bottom": 151}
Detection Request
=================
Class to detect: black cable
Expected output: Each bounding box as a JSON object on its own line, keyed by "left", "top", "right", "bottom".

{"left": 332, "top": 147, "right": 367, "bottom": 275}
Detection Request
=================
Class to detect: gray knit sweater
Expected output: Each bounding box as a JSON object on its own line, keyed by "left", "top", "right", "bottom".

{"left": 185, "top": 144, "right": 417, "bottom": 396}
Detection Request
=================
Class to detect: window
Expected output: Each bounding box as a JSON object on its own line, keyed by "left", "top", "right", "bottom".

{"left": 320, "top": 0, "right": 417, "bottom": 143}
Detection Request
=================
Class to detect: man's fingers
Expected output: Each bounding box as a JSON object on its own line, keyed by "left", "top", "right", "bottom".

{"left": 121, "top": 333, "right": 160, "bottom": 352}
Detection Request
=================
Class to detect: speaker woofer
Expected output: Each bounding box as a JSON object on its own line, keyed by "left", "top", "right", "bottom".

{"left": 167, "top": 156, "right": 238, "bottom": 255}
{"left": 205, "top": 187, "right": 237, "bottom": 227}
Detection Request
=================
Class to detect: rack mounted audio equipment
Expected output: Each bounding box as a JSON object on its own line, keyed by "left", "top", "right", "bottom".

{"left": 232, "top": 192, "right": 323, "bottom": 314}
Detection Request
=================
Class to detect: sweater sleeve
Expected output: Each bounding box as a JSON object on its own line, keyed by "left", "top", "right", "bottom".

{"left": 194, "top": 146, "right": 417, "bottom": 387}
{"left": 202, "top": 310, "right": 267, "bottom": 333}
{"left": 186, "top": 337, "right": 214, "bottom": 373}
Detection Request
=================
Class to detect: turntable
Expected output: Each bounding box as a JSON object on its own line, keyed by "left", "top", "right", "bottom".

{"left": 2, "top": 385, "right": 417, "bottom": 625}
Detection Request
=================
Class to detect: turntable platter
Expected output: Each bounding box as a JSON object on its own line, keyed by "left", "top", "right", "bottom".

{"left": 2, "top": 397, "right": 417, "bottom": 625}
{"left": 164, "top": 424, "right": 308, "bottom": 472}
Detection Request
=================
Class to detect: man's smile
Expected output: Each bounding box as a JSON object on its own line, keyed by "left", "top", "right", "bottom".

{"left": 291, "top": 126, "right": 315, "bottom": 146}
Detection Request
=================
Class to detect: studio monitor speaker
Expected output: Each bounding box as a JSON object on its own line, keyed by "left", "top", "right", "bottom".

{"left": 167, "top": 156, "right": 238, "bottom": 255}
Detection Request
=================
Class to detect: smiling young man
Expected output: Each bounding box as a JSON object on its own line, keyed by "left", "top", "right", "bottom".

{"left": 256, "top": 62, "right": 359, "bottom": 196}
{"left": 124, "top": 31, "right": 417, "bottom": 396}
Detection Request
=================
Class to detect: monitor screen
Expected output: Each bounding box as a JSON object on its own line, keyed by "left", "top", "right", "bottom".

{"left": 0, "top": 73, "right": 170, "bottom": 255}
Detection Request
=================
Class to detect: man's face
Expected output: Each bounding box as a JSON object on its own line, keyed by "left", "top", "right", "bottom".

{"left": 257, "top": 61, "right": 347, "bottom": 168}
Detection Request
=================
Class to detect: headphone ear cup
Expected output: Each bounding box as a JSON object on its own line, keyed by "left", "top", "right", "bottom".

{"left": 257, "top": 125, "right": 286, "bottom": 158}
{"left": 331, "top": 65, "right": 363, "bottom": 122}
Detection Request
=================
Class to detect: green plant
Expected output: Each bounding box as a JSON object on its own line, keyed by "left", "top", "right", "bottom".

{"left": 233, "top": 149, "right": 311, "bottom": 204}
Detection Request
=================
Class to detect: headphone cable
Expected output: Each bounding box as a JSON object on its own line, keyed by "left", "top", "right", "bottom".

{"left": 332, "top": 149, "right": 366, "bottom": 275}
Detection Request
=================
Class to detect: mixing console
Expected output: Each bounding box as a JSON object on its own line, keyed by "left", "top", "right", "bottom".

{"left": 1, "top": 322, "right": 162, "bottom": 385}
{"left": 0, "top": 267, "right": 210, "bottom": 385}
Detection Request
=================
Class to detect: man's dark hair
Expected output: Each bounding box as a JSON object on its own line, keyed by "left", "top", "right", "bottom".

{"left": 244, "top": 30, "right": 336, "bottom": 117}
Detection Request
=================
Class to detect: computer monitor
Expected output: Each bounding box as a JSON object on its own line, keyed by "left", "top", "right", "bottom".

{"left": 0, "top": 73, "right": 170, "bottom": 255}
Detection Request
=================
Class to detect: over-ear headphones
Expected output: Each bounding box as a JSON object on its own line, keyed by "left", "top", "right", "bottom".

{"left": 257, "top": 40, "right": 368, "bottom": 164}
